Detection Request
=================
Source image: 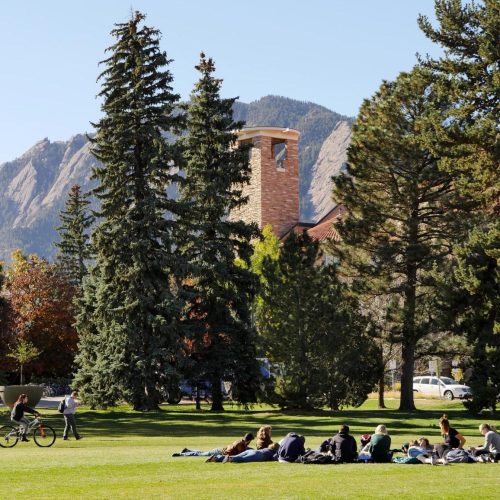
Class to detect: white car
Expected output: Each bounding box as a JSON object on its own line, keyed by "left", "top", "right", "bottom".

{"left": 413, "top": 376, "right": 471, "bottom": 400}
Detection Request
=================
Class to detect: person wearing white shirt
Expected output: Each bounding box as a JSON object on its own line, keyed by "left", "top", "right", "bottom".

{"left": 63, "top": 391, "right": 82, "bottom": 441}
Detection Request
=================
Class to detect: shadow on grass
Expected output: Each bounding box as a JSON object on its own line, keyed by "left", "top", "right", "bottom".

{"left": 0, "top": 403, "right": 482, "bottom": 441}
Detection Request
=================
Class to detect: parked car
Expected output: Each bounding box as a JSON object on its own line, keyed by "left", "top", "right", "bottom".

{"left": 413, "top": 376, "right": 471, "bottom": 400}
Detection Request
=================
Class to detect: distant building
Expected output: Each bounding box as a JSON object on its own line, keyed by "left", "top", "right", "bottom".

{"left": 231, "top": 126, "right": 343, "bottom": 244}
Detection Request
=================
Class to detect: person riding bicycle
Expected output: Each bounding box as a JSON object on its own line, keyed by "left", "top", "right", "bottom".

{"left": 11, "top": 394, "right": 40, "bottom": 442}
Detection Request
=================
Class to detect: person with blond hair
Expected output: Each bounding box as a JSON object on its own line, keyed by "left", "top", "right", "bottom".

{"left": 368, "top": 425, "right": 391, "bottom": 463}
{"left": 470, "top": 424, "right": 500, "bottom": 462}
{"left": 255, "top": 425, "right": 273, "bottom": 450}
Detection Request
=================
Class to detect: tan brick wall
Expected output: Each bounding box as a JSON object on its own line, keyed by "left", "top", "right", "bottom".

{"left": 230, "top": 132, "right": 299, "bottom": 238}
{"left": 229, "top": 142, "right": 262, "bottom": 227}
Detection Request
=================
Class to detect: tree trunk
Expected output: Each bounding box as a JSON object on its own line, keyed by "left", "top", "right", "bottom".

{"left": 399, "top": 249, "right": 417, "bottom": 412}
{"left": 378, "top": 375, "right": 386, "bottom": 409}
{"left": 210, "top": 376, "right": 224, "bottom": 411}
{"left": 399, "top": 340, "right": 416, "bottom": 411}
{"left": 195, "top": 385, "right": 201, "bottom": 411}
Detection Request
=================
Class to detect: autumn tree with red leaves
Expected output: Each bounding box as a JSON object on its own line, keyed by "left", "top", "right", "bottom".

{"left": 4, "top": 250, "right": 78, "bottom": 380}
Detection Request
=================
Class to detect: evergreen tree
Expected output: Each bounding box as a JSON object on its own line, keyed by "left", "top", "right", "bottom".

{"left": 418, "top": 0, "right": 499, "bottom": 207}
{"left": 257, "top": 231, "right": 379, "bottom": 410}
{"left": 73, "top": 11, "right": 184, "bottom": 410}
{"left": 418, "top": 0, "right": 499, "bottom": 411}
{"left": 178, "top": 53, "right": 260, "bottom": 411}
{"left": 333, "top": 69, "right": 468, "bottom": 411}
{"left": 55, "top": 184, "right": 94, "bottom": 286}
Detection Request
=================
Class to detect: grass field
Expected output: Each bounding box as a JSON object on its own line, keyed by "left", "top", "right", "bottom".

{"left": 1, "top": 399, "right": 498, "bottom": 499}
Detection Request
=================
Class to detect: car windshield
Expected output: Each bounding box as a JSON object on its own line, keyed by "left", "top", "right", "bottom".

{"left": 440, "top": 377, "right": 456, "bottom": 385}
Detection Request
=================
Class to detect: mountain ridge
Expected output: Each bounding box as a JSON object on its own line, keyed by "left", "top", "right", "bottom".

{"left": 0, "top": 95, "right": 353, "bottom": 262}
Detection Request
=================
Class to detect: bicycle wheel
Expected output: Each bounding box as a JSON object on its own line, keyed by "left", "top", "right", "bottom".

{"left": 33, "top": 425, "right": 56, "bottom": 447}
{"left": 0, "top": 425, "right": 19, "bottom": 448}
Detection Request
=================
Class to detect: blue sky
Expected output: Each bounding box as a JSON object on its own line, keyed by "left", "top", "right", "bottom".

{"left": 1, "top": 0, "right": 441, "bottom": 163}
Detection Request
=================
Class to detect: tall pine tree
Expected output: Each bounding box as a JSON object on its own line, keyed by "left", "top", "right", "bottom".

{"left": 73, "top": 11, "right": 184, "bottom": 410}
{"left": 333, "top": 69, "right": 468, "bottom": 411}
{"left": 55, "top": 184, "right": 94, "bottom": 286}
{"left": 178, "top": 53, "right": 260, "bottom": 411}
{"left": 418, "top": 0, "right": 499, "bottom": 412}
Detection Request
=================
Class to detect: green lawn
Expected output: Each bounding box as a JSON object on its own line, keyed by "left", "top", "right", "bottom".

{"left": 1, "top": 399, "right": 498, "bottom": 499}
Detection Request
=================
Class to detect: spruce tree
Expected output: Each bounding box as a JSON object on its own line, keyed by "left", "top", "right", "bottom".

{"left": 73, "top": 11, "right": 184, "bottom": 410}
{"left": 55, "top": 184, "right": 94, "bottom": 286}
{"left": 178, "top": 53, "right": 260, "bottom": 411}
{"left": 333, "top": 69, "right": 468, "bottom": 411}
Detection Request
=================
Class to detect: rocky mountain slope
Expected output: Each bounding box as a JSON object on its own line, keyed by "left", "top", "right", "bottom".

{"left": 0, "top": 96, "right": 353, "bottom": 262}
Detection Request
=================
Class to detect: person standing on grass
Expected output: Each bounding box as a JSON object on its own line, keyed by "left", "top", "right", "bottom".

{"left": 63, "top": 391, "right": 82, "bottom": 441}
{"left": 368, "top": 425, "right": 392, "bottom": 463}
{"left": 434, "top": 414, "right": 465, "bottom": 458}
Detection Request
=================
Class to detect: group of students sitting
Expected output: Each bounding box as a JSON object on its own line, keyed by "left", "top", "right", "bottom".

{"left": 172, "top": 414, "right": 500, "bottom": 465}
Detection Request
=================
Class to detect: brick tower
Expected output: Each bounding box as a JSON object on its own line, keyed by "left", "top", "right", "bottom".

{"left": 231, "top": 127, "right": 300, "bottom": 237}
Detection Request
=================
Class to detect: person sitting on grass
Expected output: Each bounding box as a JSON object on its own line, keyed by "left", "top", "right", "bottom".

{"left": 407, "top": 438, "right": 433, "bottom": 459}
{"left": 255, "top": 425, "right": 273, "bottom": 449}
{"left": 368, "top": 425, "right": 392, "bottom": 463}
{"left": 223, "top": 443, "right": 280, "bottom": 463}
{"left": 434, "top": 414, "right": 466, "bottom": 459}
{"left": 277, "top": 433, "right": 306, "bottom": 463}
{"left": 319, "top": 424, "right": 357, "bottom": 463}
{"left": 173, "top": 433, "right": 254, "bottom": 459}
{"left": 357, "top": 434, "right": 372, "bottom": 461}
{"left": 469, "top": 424, "right": 500, "bottom": 462}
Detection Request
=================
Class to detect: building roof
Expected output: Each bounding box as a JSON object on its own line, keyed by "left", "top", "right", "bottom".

{"left": 236, "top": 127, "right": 300, "bottom": 142}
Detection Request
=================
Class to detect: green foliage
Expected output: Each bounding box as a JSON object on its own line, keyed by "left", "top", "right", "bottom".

{"left": 55, "top": 184, "right": 94, "bottom": 286}
{"left": 257, "top": 231, "right": 379, "bottom": 409}
{"left": 8, "top": 339, "right": 40, "bottom": 385}
{"left": 177, "top": 53, "right": 260, "bottom": 410}
{"left": 418, "top": 1, "right": 500, "bottom": 412}
{"left": 418, "top": 0, "right": 499, "bottom": 207}
{"left": 333, "top": 69, "right": 466, "bottom": 411}
{"left": 73, "top": 11, "right": 185, "bottom": 411}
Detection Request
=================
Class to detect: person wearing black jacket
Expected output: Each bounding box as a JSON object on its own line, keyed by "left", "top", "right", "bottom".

{"left": 319, "top": 425, "right": 357, "bottom": 462}
{"left": 11, "top": 394, "right": 40, "bottom": 442}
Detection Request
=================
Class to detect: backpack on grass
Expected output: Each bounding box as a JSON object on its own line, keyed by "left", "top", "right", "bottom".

{"left": 296, "top": 451, "right": 334, "bottom": 464}
{"left": 58, "top": 398, "right": 66, "bottom": 413}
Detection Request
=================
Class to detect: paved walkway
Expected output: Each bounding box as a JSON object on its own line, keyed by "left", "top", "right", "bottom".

{"left": 0, "top": 396, "right": 61, "bottom": 409}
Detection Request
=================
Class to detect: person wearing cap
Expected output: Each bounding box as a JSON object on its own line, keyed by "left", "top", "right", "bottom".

{"left": 319, "top": 425, "right": 357, "bottom": 462}
{"left": 173, "top": 433, "right": 254, "bottom": 459}
{"left": 369, "top": 425, "right": 392, "bottom": 463}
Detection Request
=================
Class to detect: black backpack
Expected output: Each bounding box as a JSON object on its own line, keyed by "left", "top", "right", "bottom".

{"left": 296, "top": 450, "right": 335, "bottom": 465}
{"left": 58, "top": 398, "right": 66, "bottom": 413}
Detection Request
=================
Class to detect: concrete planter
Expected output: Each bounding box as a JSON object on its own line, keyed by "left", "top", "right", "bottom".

{"left": 0, "top": 385, "right": 44, "bottom": 408}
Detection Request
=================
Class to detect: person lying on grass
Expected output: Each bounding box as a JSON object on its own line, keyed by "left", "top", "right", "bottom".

{"left": 172, "top": 433, "right": 254, "bottom": 458}
{"left": 212, "top": 443, "right": 280, "bottom": 463}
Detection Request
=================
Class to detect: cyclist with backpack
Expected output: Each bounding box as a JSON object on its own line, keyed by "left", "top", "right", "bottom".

{"left": 11, "top": 394, "right": 40, "bottom": 442}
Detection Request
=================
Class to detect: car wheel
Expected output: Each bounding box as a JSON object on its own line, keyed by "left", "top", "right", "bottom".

{"left": 444, "top": 390, "right": 454, "bottom": 400}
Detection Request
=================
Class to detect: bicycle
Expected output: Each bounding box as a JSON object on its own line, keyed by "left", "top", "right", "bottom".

{"left": 0, "top": 416, "right": 56, "bottom": 448}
